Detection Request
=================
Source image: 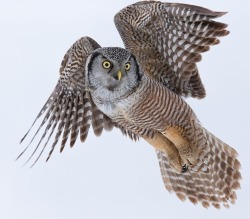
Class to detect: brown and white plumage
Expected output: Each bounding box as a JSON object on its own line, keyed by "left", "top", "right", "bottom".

{"left": 89, "top": 70, "right": 240, "bottom": 208}
{"left": 115, "top": 1, "right": 228, "bottom": 98}
{"left": 19, "top": 1, "right": 241, "bottom": 209}
{"left": 19, "top": 37, "right": 115, "bottom": 165}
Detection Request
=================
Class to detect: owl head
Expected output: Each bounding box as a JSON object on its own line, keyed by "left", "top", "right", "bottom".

{"left": 85, "top": 47, "right": 142, "bottom": 101}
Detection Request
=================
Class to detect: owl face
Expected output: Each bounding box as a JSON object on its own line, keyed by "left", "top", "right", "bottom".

{"left": 86, "top": 47, "right": 141, "bottom": 101}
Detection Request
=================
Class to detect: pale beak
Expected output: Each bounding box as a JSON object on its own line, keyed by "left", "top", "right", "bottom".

{"left": 117, "top": 70, "right": 122, "bottom": 81}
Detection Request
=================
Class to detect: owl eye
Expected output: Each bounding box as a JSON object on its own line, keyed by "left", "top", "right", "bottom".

{"left": 102, "top": 61, "right": 111, "bottom": 69}
{"left": 125, "top": 62, "right": 131, "bottom": 71}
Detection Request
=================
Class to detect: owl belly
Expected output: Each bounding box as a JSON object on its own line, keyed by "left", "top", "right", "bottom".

{"left": 116, "top": 78, "right": 193, "bottom": 133}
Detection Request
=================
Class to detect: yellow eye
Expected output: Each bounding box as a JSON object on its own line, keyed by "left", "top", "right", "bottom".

{"left": 102, "top": 61, "right": 111, "bottom": 69}
{"left": 125, "top": 62, "right": 131, "bottom": 71}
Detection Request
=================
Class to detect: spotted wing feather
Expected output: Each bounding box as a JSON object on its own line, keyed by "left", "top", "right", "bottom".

{"left": 114, "top": 1, "right": 229, "bottom": 98}
{"left": 19, "top": 37, "right": 120, "bottom": 165}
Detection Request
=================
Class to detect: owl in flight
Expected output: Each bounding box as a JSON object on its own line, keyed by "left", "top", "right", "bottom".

{"left": 19, "top": 1, "right": 241, "bottom": 208}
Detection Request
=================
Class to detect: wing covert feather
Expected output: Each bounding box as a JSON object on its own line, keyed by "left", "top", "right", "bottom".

{"left": 114, "top": 1, "right": 229, "bottom": 98}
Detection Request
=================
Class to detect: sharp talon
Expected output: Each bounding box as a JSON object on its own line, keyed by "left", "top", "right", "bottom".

{"left": 182, "top": 164, "right": 188, "bottom": 173}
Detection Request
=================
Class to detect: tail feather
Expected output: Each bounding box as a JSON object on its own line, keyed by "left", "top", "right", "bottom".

{"left": 157, "top": 128, "right": 241, "bottom": 208}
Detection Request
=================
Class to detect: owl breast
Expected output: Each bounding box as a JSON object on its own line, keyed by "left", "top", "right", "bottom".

{"left": 92, "top": 91, "right": 135, "bottom": 121}
{"left": 91, "top": 76, "right": 193, "bottom": 135}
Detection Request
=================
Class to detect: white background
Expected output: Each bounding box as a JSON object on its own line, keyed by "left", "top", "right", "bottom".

{"left": 0, "top": 0, "right": 249, "bottom": 218}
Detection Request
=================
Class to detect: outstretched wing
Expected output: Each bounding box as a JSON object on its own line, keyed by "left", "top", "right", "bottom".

{"left": 114, "top": 1, "right": 229, "bottom": 98}
{"left": 19, "top": 37, "right": 116, "bottom": 166}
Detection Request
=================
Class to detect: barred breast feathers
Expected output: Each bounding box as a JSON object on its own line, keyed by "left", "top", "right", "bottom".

{"left": 121, "top": 76, "right": 194, "bottom": 132}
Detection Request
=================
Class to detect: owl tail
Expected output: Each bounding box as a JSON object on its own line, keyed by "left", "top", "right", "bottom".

{"left": 200, "top": 129, "right": 241, "bottom": 202}
{"left": 157, "top": 128, "right": 241, "bottom": 208}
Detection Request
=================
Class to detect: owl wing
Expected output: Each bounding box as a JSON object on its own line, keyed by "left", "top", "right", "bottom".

{"left": 19, "top": 37, "right": 137, "bottom": 166}
{"left": 114, "top": 1, "right": 229, "bottom": 98}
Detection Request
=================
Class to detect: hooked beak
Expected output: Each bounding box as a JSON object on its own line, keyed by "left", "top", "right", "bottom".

{"left": 117, "top": 70, "right": 122, "bottom": 81}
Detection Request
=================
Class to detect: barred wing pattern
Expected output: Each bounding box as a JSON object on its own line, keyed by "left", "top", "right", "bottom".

{"left": 19, "top": 37, "right": 116, "bottom": 165}
{"left": 115, "top": 1, "right": 229, "bottom": 98}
